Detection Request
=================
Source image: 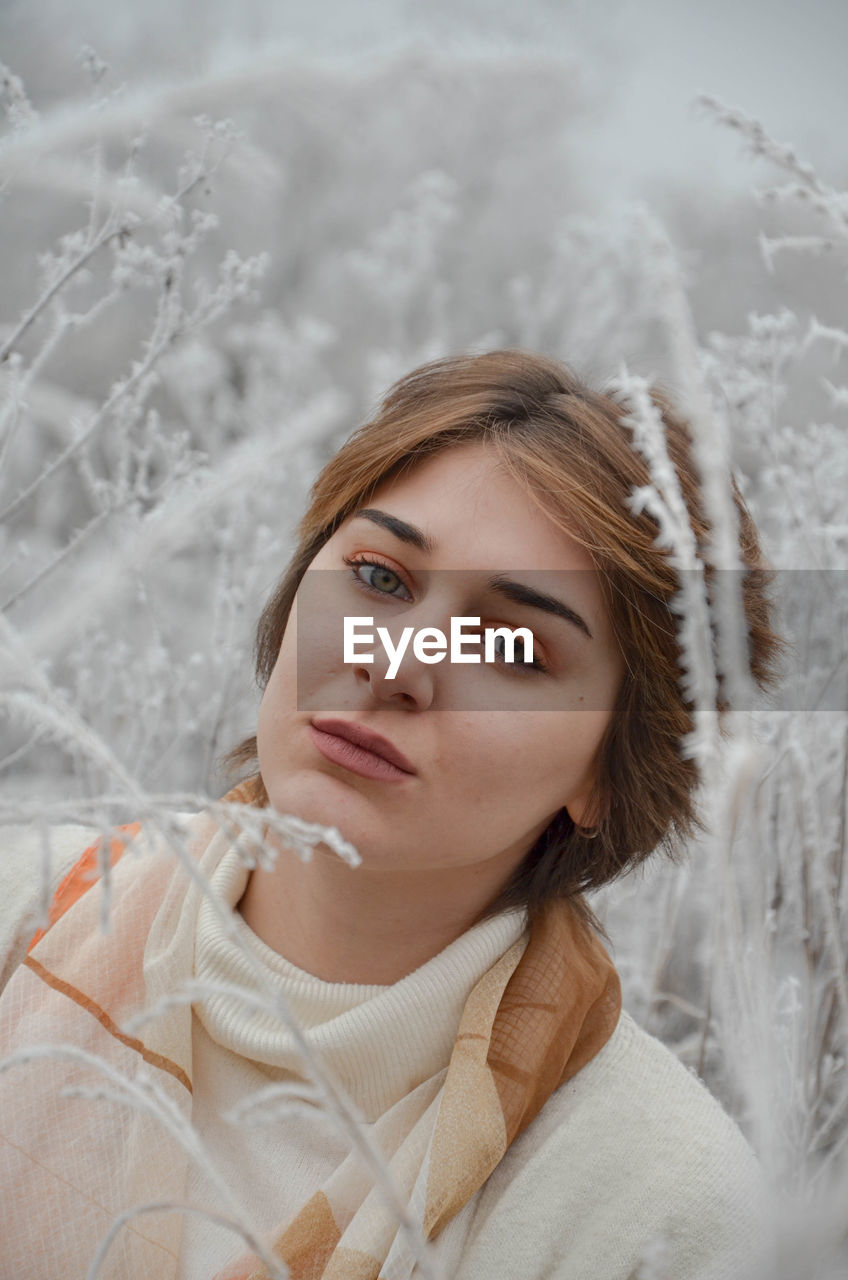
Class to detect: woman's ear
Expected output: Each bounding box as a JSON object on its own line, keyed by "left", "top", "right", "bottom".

{"left": 565, "top": 781, "right": 602, "bottom": 833}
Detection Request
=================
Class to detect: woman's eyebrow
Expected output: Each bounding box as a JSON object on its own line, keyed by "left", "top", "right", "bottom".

{"left": 351, "top": 508, "right": 436, "bottom": 553}
{"left": 349, "top": 508, "right": 593, "bottom": 641}
{"left": 485, "top": 575, "right": 594, "bottom": 641}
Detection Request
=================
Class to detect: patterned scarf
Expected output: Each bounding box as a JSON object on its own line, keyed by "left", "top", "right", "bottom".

{"left": 0, "top": 785, "right": 622, "bottom": 1279}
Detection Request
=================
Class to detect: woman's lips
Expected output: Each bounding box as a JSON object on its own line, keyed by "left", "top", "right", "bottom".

{"left": 307, "top": 724, "right": 415, "bottom": 781}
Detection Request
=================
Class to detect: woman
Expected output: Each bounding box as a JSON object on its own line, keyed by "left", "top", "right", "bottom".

{"left": 0, "top": 349, "right": 779, "bottom": 1279}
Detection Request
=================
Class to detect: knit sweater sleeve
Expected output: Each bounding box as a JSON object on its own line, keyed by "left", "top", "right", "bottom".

{"left": 454, "top": 1010, "right": 773, "bottom": 1280}
{"left": 0, "top": 822, "right": 98, "bottom": 994}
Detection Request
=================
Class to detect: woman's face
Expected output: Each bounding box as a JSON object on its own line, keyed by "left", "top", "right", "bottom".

{"left": 256, "top": 441, "right": 624, "bottom": 886}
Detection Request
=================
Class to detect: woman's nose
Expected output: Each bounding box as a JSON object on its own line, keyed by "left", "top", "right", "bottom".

{"left": 352, "top": 627, "right": 438, "bottom": 710}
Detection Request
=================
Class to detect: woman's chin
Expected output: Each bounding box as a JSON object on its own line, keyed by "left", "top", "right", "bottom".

{"left": 263, "top": 767, "right": 371, "bottom": 838}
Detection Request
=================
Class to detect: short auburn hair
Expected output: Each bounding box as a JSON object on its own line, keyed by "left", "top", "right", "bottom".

{"left": 225, "top": 348, "right": 781, "bottom": 934}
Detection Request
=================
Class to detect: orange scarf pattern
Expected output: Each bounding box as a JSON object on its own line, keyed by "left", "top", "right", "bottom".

{"left": 0, "top": 788, "right": 621, "bottom": 1279}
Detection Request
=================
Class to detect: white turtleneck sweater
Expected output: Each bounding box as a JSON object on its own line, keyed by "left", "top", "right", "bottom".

{"left": 0, "top": 825, "right": 775, "bottom": 1280}
{"left": 177, "top": 846, "right": 529, "bottom": 1277}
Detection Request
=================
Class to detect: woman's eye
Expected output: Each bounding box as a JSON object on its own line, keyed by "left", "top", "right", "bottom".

{"left": 342, "top": 555, "right": 412, "bottom": 601}
{"left": 341, "top": 557, "right": 548, "bottom": 673}
{"left": 491, "top": 631, "right": 549, "bottom": 675}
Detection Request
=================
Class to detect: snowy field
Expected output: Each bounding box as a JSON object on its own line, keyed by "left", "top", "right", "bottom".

{"left": 2, "top": 1, "right": 848, "bottom": 1275}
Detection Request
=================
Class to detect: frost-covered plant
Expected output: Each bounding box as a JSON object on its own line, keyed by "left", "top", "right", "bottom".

{"left": 591, "top": 100, "right": 848, "bottom": 1280}
{"left": 0, "top": 59, "right": 445, "bottom": 1279}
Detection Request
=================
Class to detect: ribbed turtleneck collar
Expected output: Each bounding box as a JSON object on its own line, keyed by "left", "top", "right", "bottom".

{"left": 193, "top": 847, "right": 529, "bottom": 1121}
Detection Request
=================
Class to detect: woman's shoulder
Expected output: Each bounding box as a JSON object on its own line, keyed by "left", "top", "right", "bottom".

{"left": 455, "top": 1009, "right": 772, "bottom": 1280}
{"left": 500, "top": 1007, "right": 762, "bottom": 1172}
{"left": 0, "top": 811, "right": 208, "bottom": 993}
{"left": 562, "top": 1006, "right": 762, "bottom": 1159}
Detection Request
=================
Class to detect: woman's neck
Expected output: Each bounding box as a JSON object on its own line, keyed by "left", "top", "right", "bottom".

{"left": 236, "top": 844, "right": 515, "bottom": 985}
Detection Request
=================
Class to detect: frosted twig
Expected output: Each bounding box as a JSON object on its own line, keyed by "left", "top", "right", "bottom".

{"left": 791, "top": 742, "right": 848, "bottom": 1156}
{"left": 0, "top": 61, "right": 38, "bottom": 133}
{"left": 1, "top": 508, "right": 112, "bottom": 611}
{"left": 0, "top": 48, "right": 338, "bottom": 179}
{"left": 0, "top": 329, "right": 174, "bottom": 523}
{"left": 697, "top": 96, "right": 848, "bottom": 241}
{"left": 0, "top": 113, "right": 267, "bottom": 525}
{"left": 0, "top": 218, "right": 130, "bottom": 366}
{"left": 803, "top": 318, "right": 848, "bottom": 360}
{"left": 759, "top": 233, "right": 835, "bottom": 275}
{"left": 0, "top": 286, "right": 123, "bottom": 470}
{"left": 0, "top": 235, "right": 266, "bottom": 524}
{"left": 226, "top": 1078, "right": 324, "bottom": 1127}
{"left": 123, "top": 977, "right": 308, "bottom": 1036}
{"left": 636, "top": 206, "right": 759, "bottom": 716}
{"left": 19, "top": 389, "right": 347, "bottom": 663}
{"left": 606, "top": 364, "right": 720, "bottom": 763}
